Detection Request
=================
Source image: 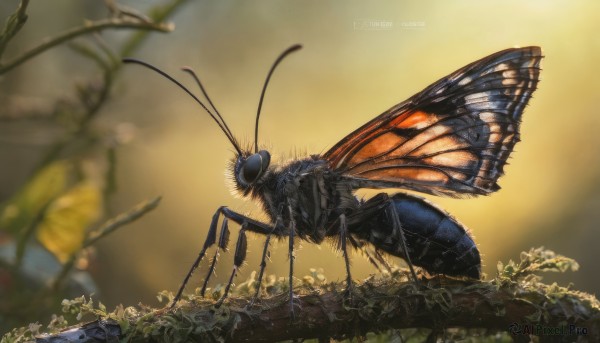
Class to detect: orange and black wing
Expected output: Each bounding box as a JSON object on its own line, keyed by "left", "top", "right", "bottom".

{"left": 322, "top": 46, "right": 542, "bottom": 197}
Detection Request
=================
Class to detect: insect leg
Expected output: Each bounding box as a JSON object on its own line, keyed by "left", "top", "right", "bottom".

{"left": 171, "top": 206, "right": 278, "bottom": 308}
{"left": 373, "top": 249, "right": 392, "bottom": 273}
{"left": 200, "top": 218, "right": 230, "bottom": 296}
{"left": 339, "top": 214, "right": 354, "bottom": 299}
{"left": 215, "top": 226, "right": 248, "bottom": 308}
{"left": 249, "top": 215, "right": 283, "bottom": 306}
{"left": 347, "top": 235, "right": 392, "bottom": 273}
{"left": 347, "top": 235, "right": 381, "bottom": 272}
{"left": 287, "top": 204, "right": 297, "bottom": 319}
{"left": 210, "top": 208, "right": 285, "bottom": 306}
{"left": 170, "top": 209, "right": 221, "bottom": 308}
{"left": 387, "top": 202, "right": 419, "bottom": 285}
{"left": 250, "top": 233, "right": 272, "bottom": 304}
{"left": 220, "top": 207, "right": 278, "bottom": 235}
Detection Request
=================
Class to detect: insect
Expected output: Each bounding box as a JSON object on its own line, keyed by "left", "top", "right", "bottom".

{"left": 123, "top": 45, "right": 542, "bottom": 315}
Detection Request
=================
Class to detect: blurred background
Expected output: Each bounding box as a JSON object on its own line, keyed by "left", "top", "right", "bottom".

{"left": 1, "top": 0, "right": 599, "bottom": 331}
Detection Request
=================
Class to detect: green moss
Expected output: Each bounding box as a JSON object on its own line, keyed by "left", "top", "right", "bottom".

{"left": 3, "top": 247, "right": 599, "bottom": 343}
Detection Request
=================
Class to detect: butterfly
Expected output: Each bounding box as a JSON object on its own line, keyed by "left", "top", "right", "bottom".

{"left": 124, "top": 45, "right": 542, "bottom": 314}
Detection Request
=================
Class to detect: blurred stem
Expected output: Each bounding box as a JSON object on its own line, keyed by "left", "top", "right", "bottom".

{"left": 30, "top": 0, "right": 189, "bottom": 176}
{"left": 2, "top": 0, "right": 186, "bottom": 298}
{"left": 104, "top": 147, "right": 118, "bottom": 198}
{"left": 14, "top": 202, "right": 48, "bottom": 268}
{"left": 69, "top": 40, "right": 113, "bottom": 71}
{"left": 33, "top": 69, "right": 113, "bottom": 173}
{"left": 0, "top": 0, "right": 30, "bottom": 59}
{"left": 51, "top": 196, "right": 161, "bottom": 291}
{"left": 84, "top": 196, "right": 161, "bottom": 248}
{"left": 0, "top": 17, "right": 172, "bottom": 75}
{"left": 120, "top": 0, "right": 190, "bottom": 57}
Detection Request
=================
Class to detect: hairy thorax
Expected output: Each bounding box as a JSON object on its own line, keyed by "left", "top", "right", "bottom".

{"left": 250, "top": 155, "right": 359, "bottom": 243}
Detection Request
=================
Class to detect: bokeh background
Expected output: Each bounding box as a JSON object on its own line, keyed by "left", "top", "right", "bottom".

{"left": 2, "top": 0, "right": 599, "bottom": 317}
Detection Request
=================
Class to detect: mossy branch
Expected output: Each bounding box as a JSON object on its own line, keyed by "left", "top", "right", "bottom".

{"left": 6, "top": 248, "right": 597, "bottom": 343}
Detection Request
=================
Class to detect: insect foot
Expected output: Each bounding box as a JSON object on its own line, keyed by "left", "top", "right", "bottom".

{"left": 289, "top": 292, "right": 302, "bottom": 321}
{"left": 342, "top": 282, "right": 357, "bottom": 308}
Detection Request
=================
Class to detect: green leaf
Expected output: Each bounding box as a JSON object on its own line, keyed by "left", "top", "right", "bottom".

{"left": 36, "top": 182, "right": 102, "bottom": 263}
{"left": 0, "top": 161, "right": 69, "bottom": 234}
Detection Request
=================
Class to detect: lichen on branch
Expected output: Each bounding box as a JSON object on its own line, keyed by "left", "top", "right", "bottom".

{"left": 3, "top": 247, "right": 598, "bottom": 343}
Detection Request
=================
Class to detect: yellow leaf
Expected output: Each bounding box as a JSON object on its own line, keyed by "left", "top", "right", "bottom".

{"left": 36, "top": 182, "right": 103, "bottom": 263}
{"left": 0, "top": 161, "right": 69, "bottom": 234}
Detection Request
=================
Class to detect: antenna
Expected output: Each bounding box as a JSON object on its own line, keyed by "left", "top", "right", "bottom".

{"left": 180, "top": 67, "right": 234, "bottom": 140}
{"left": 122, "top": 58, "right": 243, "bottom": 155}
{"left": 254, "top": 44, "right": 302, "bottom": 153}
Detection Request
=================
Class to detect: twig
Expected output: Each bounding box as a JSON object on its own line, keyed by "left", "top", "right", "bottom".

{"left": 51, "top": 196, "right": 162, "bottom": 291}
{"left": 0, "top": 17, "right": 172, "bottom": 74}
{"left": 26, "top": 0, "right": 188, "bottom": 176}
{"left": 84, "top": 196, "right": 161, "bottom": 248}
{"left": 119, "top": 0, "right": 190, "bottom": 57}
{"left": 0, "top": 0, "right": 30, "bottom": 59}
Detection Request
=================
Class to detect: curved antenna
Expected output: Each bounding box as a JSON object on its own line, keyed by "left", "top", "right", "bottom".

{"left": 180, "top": 67, "right": 233, "bottom": 139}
{"left": 254, "top": 44, "right": 302, "bottom": 153}
{"left": 123, "top": 58, "right": 243, "bottom": 155}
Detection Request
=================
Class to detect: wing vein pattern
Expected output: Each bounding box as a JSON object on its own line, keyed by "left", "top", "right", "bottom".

{"left": 323, "top": 46, "right": 542, "bottom": 197}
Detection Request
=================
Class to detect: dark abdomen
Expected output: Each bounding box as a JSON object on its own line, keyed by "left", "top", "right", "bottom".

{"left": 353, "top": 193, "right": 481, "bottom": 279}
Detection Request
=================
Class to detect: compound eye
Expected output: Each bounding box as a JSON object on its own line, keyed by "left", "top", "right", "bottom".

{"left": 258, "top": 150, "right": 271, "bottom": 170}
{"left": 241, "top": 153, "right": 263, "bottom": 184}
